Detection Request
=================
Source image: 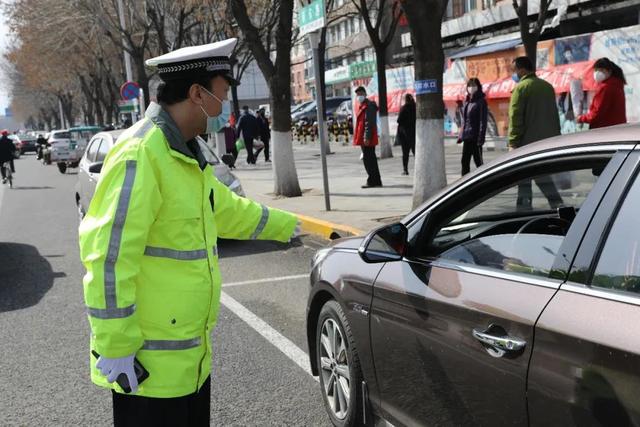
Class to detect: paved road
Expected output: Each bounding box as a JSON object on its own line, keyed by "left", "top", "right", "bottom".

{"left": 0, "top": 154, "right": 330, "bottom": 426}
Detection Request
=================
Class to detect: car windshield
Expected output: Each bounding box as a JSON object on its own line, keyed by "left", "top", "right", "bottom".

{"left": 52, "top": 131, "right": 71, "bottom": 139}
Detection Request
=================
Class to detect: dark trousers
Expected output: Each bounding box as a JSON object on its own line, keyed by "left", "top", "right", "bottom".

{"left": 461, "top": 139, "right": 483, "bottom": 176}
{"left": 1, "top": 159, "right": 15, "bottom": 179}
{"left": 401, "top": 141, "right": 415, "bottom": 173}
{"left": 245, "top": 138, "right": 255, "bottom": 164}
{"left": 361, "top": 145, "right": 382, "bottom": 186}
{"left": 112, "top": 376, "right": 210, "bottom": 427}
{"left": 517, "top": 176, "right": 564, "bottom": 210}
{"left": 263, "top": 139, "right": 270, "bottom": 161}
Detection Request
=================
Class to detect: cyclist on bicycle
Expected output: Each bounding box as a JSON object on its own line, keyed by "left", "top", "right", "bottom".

{"left": 0, "top": 130, "right": 16, "bottom": 184}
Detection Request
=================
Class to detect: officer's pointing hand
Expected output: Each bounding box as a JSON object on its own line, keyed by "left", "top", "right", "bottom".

{"left": 289, "top": 220, "right": 302, "bottom": 242}
{"left": 96, "top": 354, "right": 139, "bottom": 394}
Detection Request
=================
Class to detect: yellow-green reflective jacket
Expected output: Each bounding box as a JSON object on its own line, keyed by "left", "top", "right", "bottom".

{"left": 79, "top": 104, "right": 297, "bottom": 398}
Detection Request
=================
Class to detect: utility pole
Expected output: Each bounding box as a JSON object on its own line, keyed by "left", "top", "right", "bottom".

{"left": 299, "top": 0, "right": 331, "bottom": 211}
{"left": 117, "top": 0, "right": 137, "bottom": 122}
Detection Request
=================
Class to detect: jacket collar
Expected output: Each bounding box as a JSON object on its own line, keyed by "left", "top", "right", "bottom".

{"left": 145, "top": 102, "right": 207, "bottom": 170}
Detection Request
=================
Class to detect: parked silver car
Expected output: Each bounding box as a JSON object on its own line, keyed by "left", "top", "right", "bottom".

{"left": 75, "top": 130, "right": 245, "bottom": 218}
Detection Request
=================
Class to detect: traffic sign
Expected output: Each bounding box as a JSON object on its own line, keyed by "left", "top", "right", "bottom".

{"left": 120, "top": 81, "right": 140, "bottom": 101}
{"left": 298, "top": 0, "right": 325, "bottom": 36}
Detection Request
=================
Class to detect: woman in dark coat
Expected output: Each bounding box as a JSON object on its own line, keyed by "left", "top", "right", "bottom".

{"left": 397, "top": 93, "right": 416, "bottom": 175}
{"left": 458, "top": 78, "right": 488, "bottom": 176}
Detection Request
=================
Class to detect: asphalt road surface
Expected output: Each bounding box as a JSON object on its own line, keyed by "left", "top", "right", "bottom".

{"left": 0, "top": 154, "right": 330, "bottom": 426}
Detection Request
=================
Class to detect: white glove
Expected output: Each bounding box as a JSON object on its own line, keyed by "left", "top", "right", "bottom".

{"left": 96, "top": 354, "right": 138, "bottom": 393}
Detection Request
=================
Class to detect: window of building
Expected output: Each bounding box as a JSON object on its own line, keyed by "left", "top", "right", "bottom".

{"left": 354, "top": 16, "right": 360, "bottom": 33}
{"left": 349, "top": 17, "right": 355, "bottom": 35}
{"left": 340, "top": 21, "right": 346, "bottom": 41}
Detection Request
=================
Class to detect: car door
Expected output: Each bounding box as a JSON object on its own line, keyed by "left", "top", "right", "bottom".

{"left": 368, "top": 148, "right": 628, "bottom": 426}
{"left": 87, "top": 137, "right": 110, "bottom": 201}
{"left": 528, "top": 149, "right": 640, "bottom": 426}
{"left": 78, "top": 137, "right": 99, "bottom": 206}
{"left": 83, "top": 138, "right": 101, "bottom": 205}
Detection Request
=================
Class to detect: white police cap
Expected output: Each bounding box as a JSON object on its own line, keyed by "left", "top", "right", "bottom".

{"left": 145, "top": 38, "right": 238, "bottom": 84}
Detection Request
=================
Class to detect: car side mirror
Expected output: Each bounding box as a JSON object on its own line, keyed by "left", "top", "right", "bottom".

{"left": 88, "top": 162, "right": 103, "bottom": 174}
{"left": 358, "top": 222, "right": 408, "bottom": 263}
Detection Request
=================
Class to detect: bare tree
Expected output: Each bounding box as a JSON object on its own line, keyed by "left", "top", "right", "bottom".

{"left": 352, "top": 0, "right": 401, "bottom": 158}
{"left": 513, "top": 0, "right": 554, "bottom": 69}
{"left": 401, "top": 0, "right": 448, "bottom": 208}
{"left": 231, "top": 0, "right": 302, "bottom": 197}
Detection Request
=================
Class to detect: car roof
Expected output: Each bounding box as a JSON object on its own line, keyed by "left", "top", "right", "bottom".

{"left": 94, "top": 130, "right": 126, "bottom": 144}
{"left": 405, "top": 123, "right": 640, "bottom": 223}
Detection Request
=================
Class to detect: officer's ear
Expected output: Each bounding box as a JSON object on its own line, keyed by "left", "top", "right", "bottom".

{"left": 188, "top": 83, "right": 206, "bottom": 107}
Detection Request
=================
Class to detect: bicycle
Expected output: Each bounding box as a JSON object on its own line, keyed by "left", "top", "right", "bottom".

{"left": 2, "top": 161, "right": 13, "bottom": 188}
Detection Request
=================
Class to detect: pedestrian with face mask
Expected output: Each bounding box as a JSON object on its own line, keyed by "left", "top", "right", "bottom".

{"left": 578, "top": 58, "right": 627, "bottom": 129}
{"left": 79, "top": 38, "right": 300, "bottom": 426}
{"left": 353, "top": 86, "right": 382, "bottom": 188}
{"left": 458, "top": 78, "right": 487, "bottom": 176}
{"left": 509, "top": 56, "right": 563, "bottom": 209}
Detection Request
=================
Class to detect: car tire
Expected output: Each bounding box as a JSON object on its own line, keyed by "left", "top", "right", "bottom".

{"left": 316, "top": 300, "right": 365, "bottom": 427}
{"left": 57, "top": 163, "right": 67, "bottom": 174}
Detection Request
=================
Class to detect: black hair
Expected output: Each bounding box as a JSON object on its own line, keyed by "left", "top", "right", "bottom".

{"left": 355, "top": 86, "right": 367, "bottom": 94}
{"left": 242, "top": 105, "right": 249, "bottom": 110}
{"left": 594, "top": 57, "right": 627, "bottom": 84}
{"left": 156, "top": 73, "right": 218, "bottom": 105}
{"left": 404, "top": 93, "right": 415, "bottom": 104}
{"left": 467, "top": 77, "right": 484, "bottom": 93}
{"left": 513, "top": 56, "right": 534, "bottom": 72}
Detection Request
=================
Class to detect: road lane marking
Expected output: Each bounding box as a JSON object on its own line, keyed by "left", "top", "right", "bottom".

{"left": 222, "top": 273, "right": 308, "bottom": 288}
{"left": 220, "top": 292, "right": 318, "bottom": 382}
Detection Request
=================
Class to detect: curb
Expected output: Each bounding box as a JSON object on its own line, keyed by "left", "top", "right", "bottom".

{"left": 297, "top": 214, "right": 364, "bottom": 241}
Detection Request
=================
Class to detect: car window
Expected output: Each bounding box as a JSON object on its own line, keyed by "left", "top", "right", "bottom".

{"left": 591, "top": 173, "right": 640, "bottom": 295}
{"left": 422, "top": 161, "right": 611, "bottom": 280}
{"left": 95, "top": 139, "right": 110, "bottom": 162}
{"left": 85, "top": 139, "right": 100, "bottom": 163}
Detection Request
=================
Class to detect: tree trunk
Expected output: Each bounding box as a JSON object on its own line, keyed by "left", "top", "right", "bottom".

{"left": 231, "top": 83, "right": 241, "bottom": 121}
{"left": 134, "top": 55, "right": 151, "bottom": 108}
{"left": 375, "top": 46, "right": 393, "bottom": 158}
{"left": 402, "top": 0, "right": 447, "bottom": 208}
{"left": 522, "top": 33, "right": 538, "bottom": 70}
{"left": 231, "top": 0, "right": 301, "bottom": 197}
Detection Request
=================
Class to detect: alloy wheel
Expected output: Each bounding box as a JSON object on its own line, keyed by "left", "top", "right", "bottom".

{"left": 320, "top": 318, "right": 351, "bottom": 420}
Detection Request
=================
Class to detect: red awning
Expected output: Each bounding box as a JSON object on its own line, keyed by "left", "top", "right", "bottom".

{"left": 444, "top": 60, "right": 597, "bottom": 101}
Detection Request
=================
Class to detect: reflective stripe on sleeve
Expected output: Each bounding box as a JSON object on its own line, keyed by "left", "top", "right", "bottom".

{"left": 144, "top": 246, "right": 208, "bottom": 260}
{"left": 250, "top": 205, "right": 269, "bottom": 240}
{"left": 212, "top": 245, "right": 218, "bottom": 257}
{"left": 133, "top": 119, "right": 154, "bottom": 139}
{"left": 141, "top": 337, "right": 201, "bottom": 351}
{"left": 87, "top": 304, "right": 136, "bottom": 319}
{"left": 104, "top": 160, "right": 137, "bottom": 309}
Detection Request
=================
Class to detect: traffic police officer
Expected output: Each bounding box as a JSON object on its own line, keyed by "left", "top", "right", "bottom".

{"left": 79, "top": 38, "right": 299, "bottom": 426}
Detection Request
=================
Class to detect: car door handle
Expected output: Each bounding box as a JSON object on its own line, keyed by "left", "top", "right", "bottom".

{"left": 472, "top": 326, "right": 526, "bottom": 357}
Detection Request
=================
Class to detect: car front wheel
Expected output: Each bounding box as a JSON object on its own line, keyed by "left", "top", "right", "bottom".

{"left": 316, "top": 300, "right": 364, "bottom": 427}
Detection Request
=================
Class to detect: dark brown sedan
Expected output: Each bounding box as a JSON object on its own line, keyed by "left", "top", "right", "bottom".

{"left": 306, "top": 124, "right": 640, "bottom": 427}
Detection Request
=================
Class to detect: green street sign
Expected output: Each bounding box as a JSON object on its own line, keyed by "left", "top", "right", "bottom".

{"left": 349, "top": 61, "right": 376, "bottom": 80}
{"left": 298, "top": 0, "right": 325, "bottom": 36}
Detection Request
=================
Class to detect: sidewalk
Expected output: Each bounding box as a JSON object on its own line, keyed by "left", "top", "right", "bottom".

{"left": 232, "top": 137, "right": 508, "bottom": 237}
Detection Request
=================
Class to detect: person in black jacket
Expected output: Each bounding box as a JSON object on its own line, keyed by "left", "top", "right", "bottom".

{"left": 256, "top": 108, "right": 271, "bottom": 162}
{"left": 236, "top": 106, "right": 260, "bottom": 164}
{"left": 458, "top": 78, "right": 488, "bottom": 176}
{"left": 0, "top": 130, "right": 16, "bottom": 183}
{"left": 397, "top": 93, "right": 416, "bottom": 175}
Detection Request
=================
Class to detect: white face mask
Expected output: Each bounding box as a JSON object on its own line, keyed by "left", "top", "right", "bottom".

{"left": 357, "top": 95, "right": 366, "bottom": 104}
{"left": 467, "top": 86, "right": 478, "bottom": 95}
{"left": 594, "top": 71, "right": 608, "bottom": 83}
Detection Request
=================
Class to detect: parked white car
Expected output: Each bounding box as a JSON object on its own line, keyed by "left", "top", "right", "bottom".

{"left": 75, "top": 130, "right": 245, "bottom": 218}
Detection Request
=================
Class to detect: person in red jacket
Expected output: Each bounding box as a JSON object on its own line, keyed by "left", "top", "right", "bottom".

{"left": 353, "top": 86, "right": 382, "bottom": 188}
{"left": 578, "top": 58, "right": 627, "bottom": 129}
